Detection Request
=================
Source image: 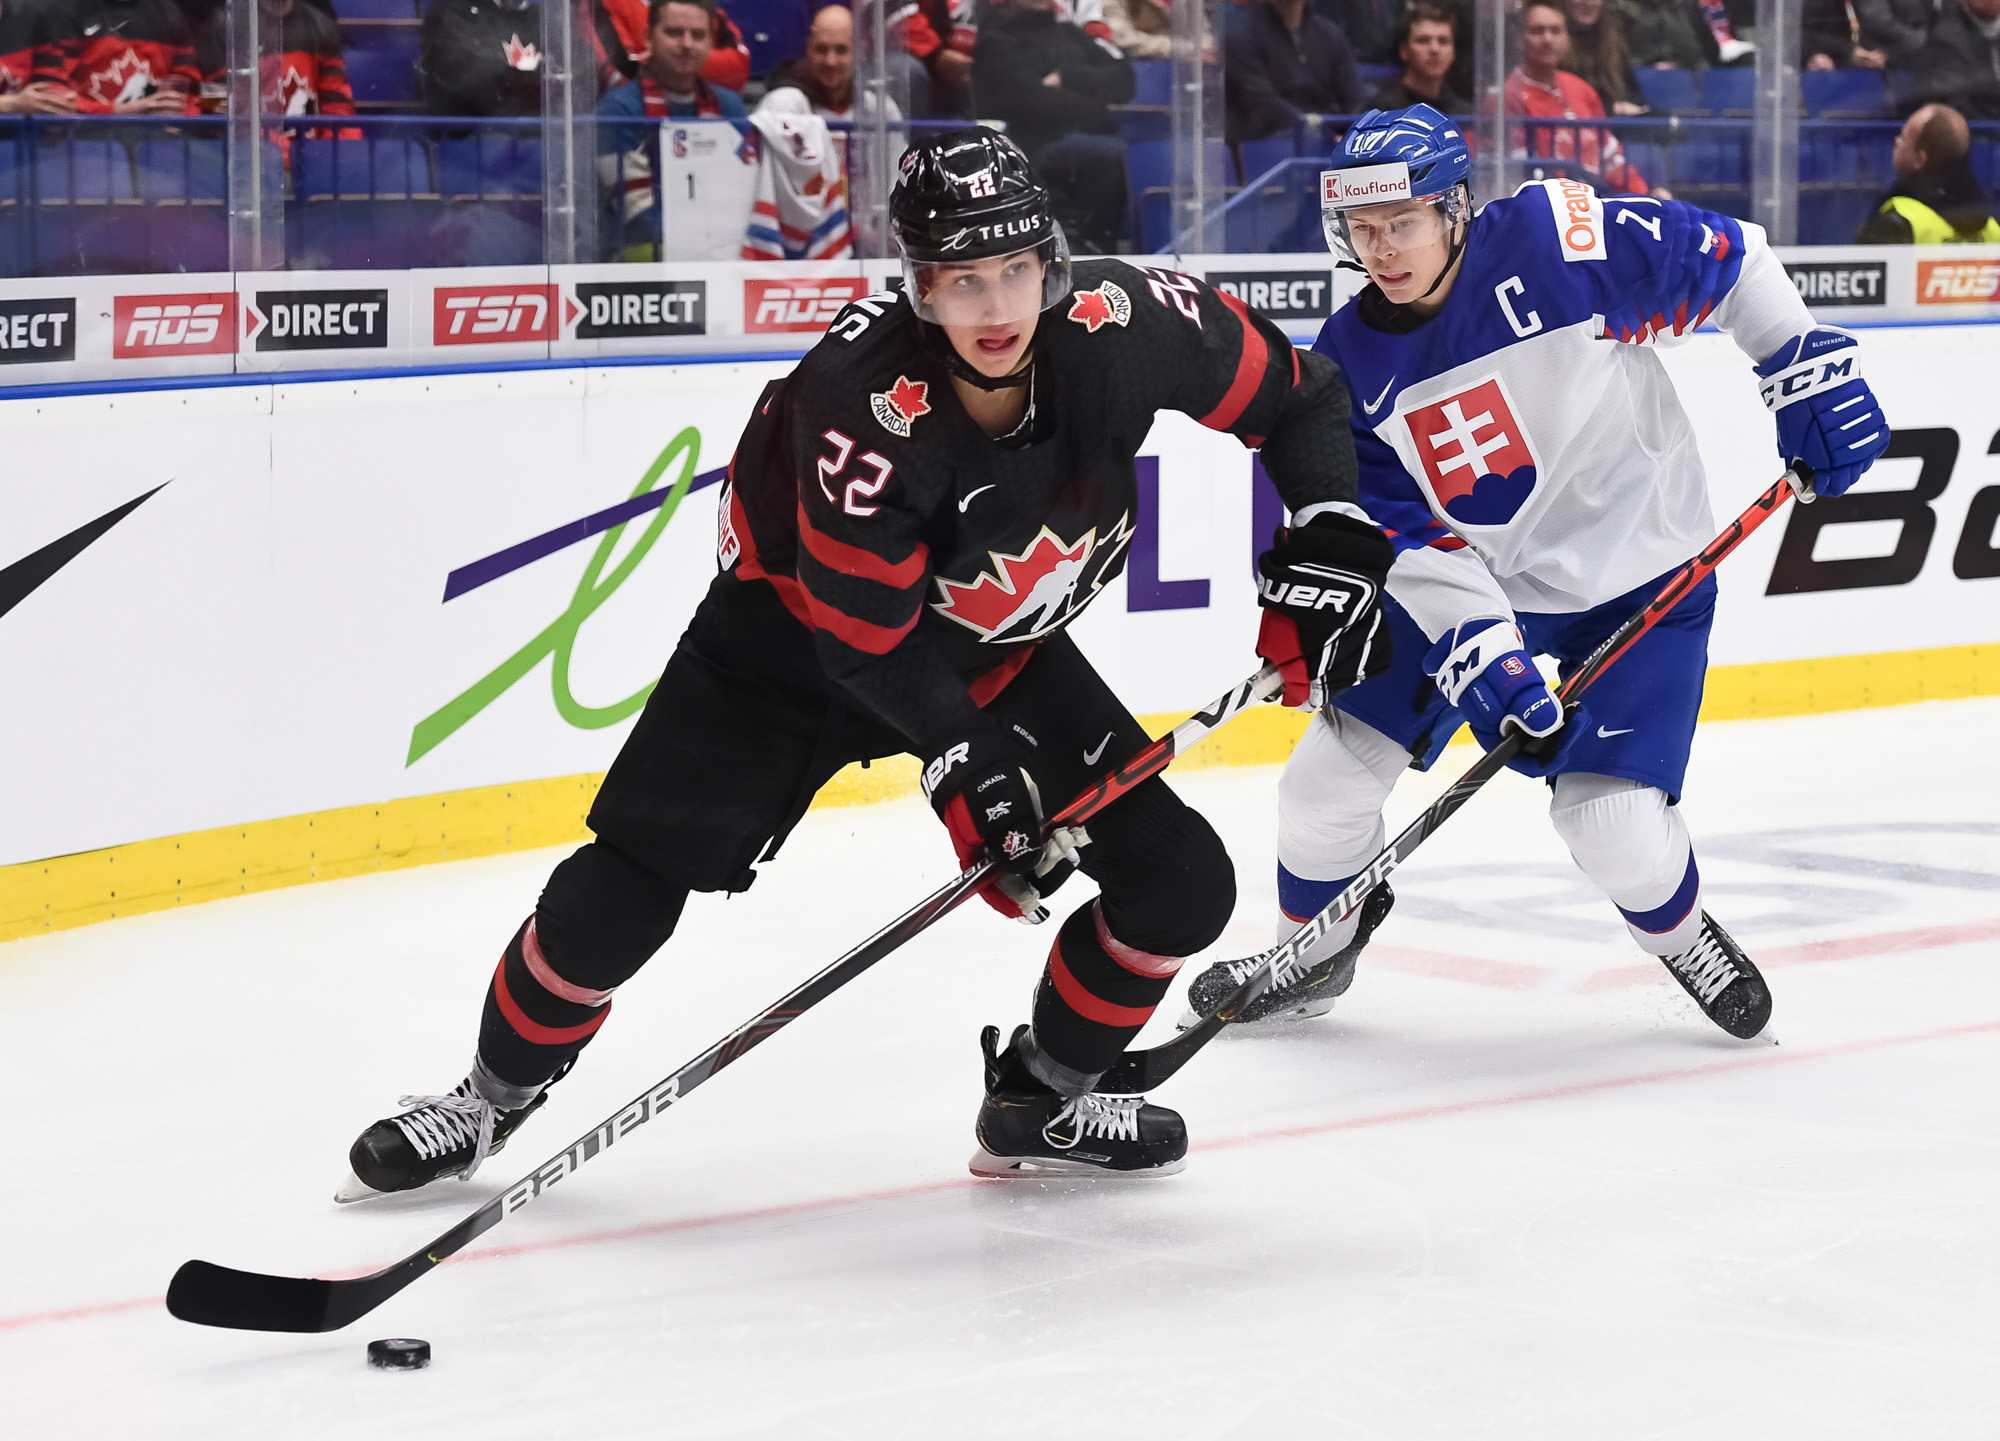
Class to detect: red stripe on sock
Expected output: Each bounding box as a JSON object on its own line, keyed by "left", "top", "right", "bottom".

{"left": 493, "top": 958, "right": 612, "bottom": 1046}
{"left": 1093, "top": 901, "right": 1183, "bottom": 979}
{"left": 1047, "top": 940, "right": 1157, "bottom": 1028}
{"left": 520, "top": 916, "right": 615, "bottom": 1007}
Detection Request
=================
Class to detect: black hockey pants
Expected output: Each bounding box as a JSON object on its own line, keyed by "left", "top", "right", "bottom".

{"left": 475, "top": 573, "right": 1235, "bottom": 1093}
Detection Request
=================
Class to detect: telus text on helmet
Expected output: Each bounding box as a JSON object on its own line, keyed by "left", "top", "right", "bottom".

{"left": 940, "top": 216, "right": 1046, "bottom": 251}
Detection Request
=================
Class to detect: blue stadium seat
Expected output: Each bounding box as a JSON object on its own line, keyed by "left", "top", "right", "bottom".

{"left": 0, "top": 131, "right": 23, "bottom": 277}
{"left": 727, "top": 0, "right": 812, "bottom": 74}
{"left": 1801, "top": 68, "right": 1888, "bottom": 117}
{"left": 1131, "top": 60, "right": 1172, "bottom": 107}
{"left": 435, "top": 133, "right": 542, "bottom": 198}
{"left": 334, "top": 0, "right": 420, "bottom": 16}
{"left": 1357, "top": 63, "right": 1399, "bottom": 92}
{"left": 135, "top": 137, "right": 227, "bottom": 203}
{"left": 1237, "top": 133, "right": 1296, "bottom": 185}
{"left": 1115, "top": 106, "right": 1171, "bottom": 144}
{"left": 1700, "top": 66, "right": 1755, "bottom": 115}
{"left": 1635, "top": 67, "right": 1698, "bottom": 113}
{"left": 344, "top": 23, "right": 425, "bottom": 108}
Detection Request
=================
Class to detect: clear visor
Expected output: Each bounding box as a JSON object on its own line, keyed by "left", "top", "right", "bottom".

{"left": 901, "top": 227, "right": 1073, "bottom": 329}
{"left": 1322, "top": 189, "right": 1467, "bottom": 268}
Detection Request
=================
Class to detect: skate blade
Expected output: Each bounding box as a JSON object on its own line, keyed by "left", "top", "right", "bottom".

{"left": 332, "top": 1169, "right": 391, "bottom": 1205}
{"left": 1174, "top": 998, "right": 1336, "bottom": 1034}
{"left": 968, "top": 1150, "right": 1187, "bottom": 1180}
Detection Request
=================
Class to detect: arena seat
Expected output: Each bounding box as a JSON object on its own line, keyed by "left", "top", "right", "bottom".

{"left": 1700, "top": 66, "right": 1755, "bottom": 117}
{"left": 435, "top": 133, "right": 542, "bottom": 199}
{"left": 1131, "top": 60, "right": 1171, "bottom": 108}
{"left": 1236, "top": 133, "right": 1296, "bottom": 186}
{"left": 344, "top": 23, "right": 425, "bottom": 110}
{"left": 1801, "top": 68, "right": 1888, "bottom": 117}
{"left": 1635, "top": 68, "right": 1698, "bottom": 114}
{"left": 727, "top": 0, "right": 811, "bottom": 76}
{"left": 334, "top": 0, "right": 421, "bottom": 16}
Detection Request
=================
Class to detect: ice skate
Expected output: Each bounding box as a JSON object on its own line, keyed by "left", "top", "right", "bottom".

{"left": 335, "top": 1070, "right": 552, "bottom": 1203}
{"left": 1659, "top": 913, "right": 1772, "bottom": 1039}
{"left": 1177, "top": 882, "right": 1394, "bottom": 1032}
{"left": 969, "top": 1025, "right": 1187, "bottom": 1178}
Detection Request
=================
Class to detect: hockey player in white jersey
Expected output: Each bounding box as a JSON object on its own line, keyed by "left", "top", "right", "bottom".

{"left": 1183, "top": 105, "right": 1890, "bottom": 1038}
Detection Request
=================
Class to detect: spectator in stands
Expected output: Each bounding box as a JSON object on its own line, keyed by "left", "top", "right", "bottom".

{"left": 590, "top": 0, "right": 750, "bottom": 96}
{"left": 898, "top": 0, "right": 977, "bottom": 118}
{"left": 1509, "top": 0, "right": 1664, "bottom": 195}
{"left": 597, "top": 0, "right": 747, "bottom": 253}
{"left": 1371, "top": 2, "right": 1468, "bottom": 113}
{"left": 1857, "top": 103, "right": 2000, "bottom": 240}
{"left": 195, "top": 0, "right": 356, "bottom": 133}
{"left": 1906, "top": 0, "right": 2000, "bottom": 120}
{"left": 0, "top": 0, "right": 73, "bottom": 113}
{"left": 33, "top": 0, "right": 201, "bottom": 113}
{"left": 1224, "top": 0, "right": 1362, "bottom": 144}
{"left": 763, "top": 4, "right": 903, "bottom": 120}
{"left": 1801, "top": 0, "right": 1927, "bottom": 70}
{"left": 1565, "top": 0, "right": 1648, "bottom": 113}
{"left": 421, "top": 0, "right": 545, "bottom": 116}
{"left": 975, "top": 0, "right": 1133, "bottom": 250}
{"left": 1610, "top": 0, "right": 1720, "bottom": 73}
{"left": 1320, "top": 0, "right": 1399, "bottom": 67}
{"left": 1103, "top": 0, "right": 1170, "bottom": 60}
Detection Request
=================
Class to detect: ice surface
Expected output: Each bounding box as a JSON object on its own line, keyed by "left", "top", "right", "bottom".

{"left": 4, "top": 699, "right": 1998, "bottom": 1439}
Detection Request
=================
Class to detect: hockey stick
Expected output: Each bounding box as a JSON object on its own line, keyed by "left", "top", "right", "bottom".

{"left": 166, "top": 664, "right": 1287, "bottom": 1333}
{"left": 1098, "top": 464, "right": 1814, "bottom": 1095}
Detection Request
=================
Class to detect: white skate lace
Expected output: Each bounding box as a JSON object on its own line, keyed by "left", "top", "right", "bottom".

{"left": 1224, "top": 944, "right": 1313, "bottom": 994}
{"left": 392, "top": 1088, "right": 497, "bottom": 1180}
{"left": 1667, "top": 928, "right": 1739, "bottom": 1006}
{"left": 1044, "top": 1092, "right": 1143, "bottom": 1149}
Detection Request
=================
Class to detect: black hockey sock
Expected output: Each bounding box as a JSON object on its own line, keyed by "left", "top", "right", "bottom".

{"left": 1028, "top": 901, "right": 1184, "bottom": 1089}
{"left": 476, "top": 915, "right": 620, "bottom": 1091}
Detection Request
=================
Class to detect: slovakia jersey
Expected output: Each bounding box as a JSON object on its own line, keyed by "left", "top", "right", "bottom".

{"left": 1315, "top": 177, "right": 1812, "bottom": 638}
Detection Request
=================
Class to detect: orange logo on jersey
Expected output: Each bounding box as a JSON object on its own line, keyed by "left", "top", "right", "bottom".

{"left": 932, "top": 516, "right": 1134, "bottom": 643}
{"left": 1406, "top": 377, "right": 1540, "bottom": 527}
{"left": 1067, "top": 282, "right": 1131, "bottom": 332}
{"left": 869, "top": 375, "right": 931, "bottom": 438}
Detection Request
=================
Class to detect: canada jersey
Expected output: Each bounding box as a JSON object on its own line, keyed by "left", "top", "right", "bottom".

{"left": 34, "top": 0, "right": 200, "bottom": 114}
{"left": 1317, "top": 178, "right": 1813, "bottom": 637}
{"left": 721, "top": 257, "right": 1359, "bottom": 748}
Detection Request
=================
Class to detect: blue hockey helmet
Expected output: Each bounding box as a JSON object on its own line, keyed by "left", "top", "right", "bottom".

{"left": 1319, "top": 104, "right": 1474, "bottom": 271}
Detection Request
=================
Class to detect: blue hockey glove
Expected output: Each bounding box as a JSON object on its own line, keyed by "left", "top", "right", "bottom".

{"left": 1424, "top": 618, "right": 1588, "bottom": 777}
{"left": 1754, "top": 328, "right": 1890, "bottom": 498}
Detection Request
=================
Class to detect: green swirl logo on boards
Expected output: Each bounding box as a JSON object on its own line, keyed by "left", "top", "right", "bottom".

{"left": 406, "top": 427, "right": 708, "bottom": 766}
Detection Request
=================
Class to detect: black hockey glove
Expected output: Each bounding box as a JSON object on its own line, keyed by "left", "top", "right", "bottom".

{"left": 1255, "top": 512, "right": 1395, "bottom": 709}
{"left": 921, "top": 721, "right": 1079, "bottom": 922}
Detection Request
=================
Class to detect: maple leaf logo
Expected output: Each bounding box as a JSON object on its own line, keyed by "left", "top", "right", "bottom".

{"left": 276, "top": 64, "right": 312, "bottom": 115}
{"left": 868, "top": 375, "right": 931, "bottom": 439}
{"left": 503, "top": 36, "right": 541, "bottom": 70}
{"left": 932, "top": 515, "right": 1134, "bottom": 642}
{"left": 1067, "top": 281, "right": 1131, "bottom": 333}
{"left": 87, "top": 50, "right": 152, "bottom": 107}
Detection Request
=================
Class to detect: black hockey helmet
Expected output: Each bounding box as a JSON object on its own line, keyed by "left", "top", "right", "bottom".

{"left": 890, "top": 128, "right": 1073, "bottom": 327}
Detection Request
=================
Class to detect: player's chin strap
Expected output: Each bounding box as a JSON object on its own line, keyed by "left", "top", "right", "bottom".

{"left": 1416, "top": 213, "right": 1470, "bottom": 303}
{"left": 923, "top": 321, "right": 1037, "bottom": 391}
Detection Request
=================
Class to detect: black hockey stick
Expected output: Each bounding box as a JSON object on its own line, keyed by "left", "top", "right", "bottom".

{"left": 166, "top": 664, "right": 1287, "bottom": 1333}
{"left": 1098, "top": 464, "right": 1814, "bottom": 1095}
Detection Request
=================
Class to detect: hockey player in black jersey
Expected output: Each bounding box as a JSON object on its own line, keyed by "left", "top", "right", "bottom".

{"left": 339, "top": 129, "right": 1394, "bottom": 1196}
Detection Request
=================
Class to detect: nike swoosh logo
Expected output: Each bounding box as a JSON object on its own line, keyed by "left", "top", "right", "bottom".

{"left": 957, "top": 484, "right": 997, "bottom": 513}
{"left": 0, "top": 484, "right": 167, "bottom": 625}
{"left": 84, "top": 22, "right": 101, "bottom": 32}
{"left": 1596, "top": 726, "right": 1634, "bottom": 738}
{"left": 1083, "top": 732, "right": 1114, "bottom": 765}
{"left": 1360, "top": 376, "right": 1396, "bottom": 415}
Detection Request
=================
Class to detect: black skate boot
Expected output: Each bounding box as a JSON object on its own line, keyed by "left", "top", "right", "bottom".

{"left": 1659, "top": 913, "right": 1772, "bottom": 1039}
{"left": 334, "top": 1063, "right": 561, "bottom": 1204}
{"left": 970, "top": 1025, "right": 1188, "bottom": 1179}
{"left": 1178, "top": 882, "right": 1395, "bottom": 1032}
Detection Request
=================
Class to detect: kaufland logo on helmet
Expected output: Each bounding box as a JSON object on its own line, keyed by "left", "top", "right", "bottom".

{"left": 940, "top": 215, "right": 1045, "bottom": 252}
{"left": 1322, "top": 163, "right": 1412, "bottom": 207}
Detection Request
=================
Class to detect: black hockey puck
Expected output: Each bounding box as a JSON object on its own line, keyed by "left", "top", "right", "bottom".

{"left": 366, "top": 1338, "right": 431, "bottom": 1370}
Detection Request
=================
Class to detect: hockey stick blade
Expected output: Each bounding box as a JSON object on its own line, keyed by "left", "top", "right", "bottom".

{"left": 1101, "top": 468, "right": 1808, "bottom": 1093}
{"left": 165, "top": 665, "right": 1284, "bottom": 1332}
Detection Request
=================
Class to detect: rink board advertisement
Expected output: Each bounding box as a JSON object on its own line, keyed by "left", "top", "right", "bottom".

{"left": 1, "top": 323, "right": 1997, "bottom": 933}
{"left": 0, "top": 246, "right": 1995, "bottom": 385}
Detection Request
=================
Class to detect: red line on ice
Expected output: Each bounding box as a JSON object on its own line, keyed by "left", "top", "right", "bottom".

{"left": 6, "top": 1017, "right": 1996, "bottom": 1335}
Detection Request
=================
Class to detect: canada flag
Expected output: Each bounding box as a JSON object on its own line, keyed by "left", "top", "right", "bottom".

{"left": 1405, "top": 376, "right": 1541, "bottom": 528}
{"left": 869, "top": 375, "right": 930, "bottom": 439}
{"left": 932, "top": 515, "right": 1133, "bottom": 643}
